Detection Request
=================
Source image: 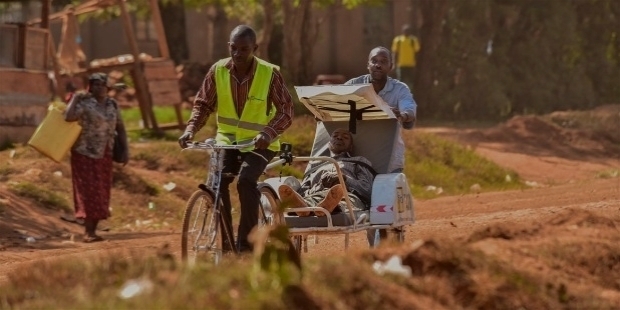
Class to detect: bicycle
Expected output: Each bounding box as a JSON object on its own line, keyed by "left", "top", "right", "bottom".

{"left": 180, "top": 138, "right": 289, "bottom": 264}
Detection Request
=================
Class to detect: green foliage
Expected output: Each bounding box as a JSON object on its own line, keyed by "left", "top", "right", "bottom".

{"left": 8, "top": 182, "right": 72, "bottom": 212}
{"left": 250, "top": 225, "right": 302, "bottom": 292}
{"left": 420, "top": 0, "right": 620, "bottom": 121}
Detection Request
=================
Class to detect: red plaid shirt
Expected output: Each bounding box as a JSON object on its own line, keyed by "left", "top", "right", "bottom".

{"left": 185, "top": 57, "right": 294, "bottom": 141}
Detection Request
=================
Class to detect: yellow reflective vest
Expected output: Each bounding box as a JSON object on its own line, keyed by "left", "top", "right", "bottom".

{"left": 214, "top": 57, "right": 280, "bottom": 152}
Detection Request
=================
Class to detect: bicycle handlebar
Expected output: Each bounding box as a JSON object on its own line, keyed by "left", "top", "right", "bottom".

{"left": 183, "top": 138, "right": 256, "bottom": 151}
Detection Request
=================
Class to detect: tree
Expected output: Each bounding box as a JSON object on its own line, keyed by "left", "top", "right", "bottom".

{"left": 159, "top": 0, "right": 190, "bottom": 64}
{"left": 180, "top": 0, "right": 383, "bottom": 84}
{"left": 413, "top": 0, "right": 449, "bottom": 115}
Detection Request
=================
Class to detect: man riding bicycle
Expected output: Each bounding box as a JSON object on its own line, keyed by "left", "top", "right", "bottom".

{"left": 178, "top": 25, "right": 295, "bottom": 254}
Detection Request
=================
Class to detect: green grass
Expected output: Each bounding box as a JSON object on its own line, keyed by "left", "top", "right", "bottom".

{"left": 8, "top": 181, "right": 72, "bottom": 212}
{"left": 121, "top": 106, "right": 191, "bottom": 131}
{"left": 120, "top": 109, "right": 522, "bottom": 202}
{"left": 0, "top": 164, "right": 14, "bottom": 181}
{"left": 2, "top": 234, "right": 612, "bottom": 309}
{"left": 0, "top": 249, "right": 302, "bottom": 309}
{"left": 596, "top": 169, "right": 619, "bottom": 179}
{"left": 120, "top": 106, "right": 521, "bottom": 199}
{"left": 407, "top": 132, "right": 522, "bottom": 199}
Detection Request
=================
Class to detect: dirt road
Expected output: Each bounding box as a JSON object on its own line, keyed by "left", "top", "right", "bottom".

{"left": 1, "top": 177, "right": 617, "bottom": 278}
{"left": 1, "top": 119, "right": 618, "bottom": 290}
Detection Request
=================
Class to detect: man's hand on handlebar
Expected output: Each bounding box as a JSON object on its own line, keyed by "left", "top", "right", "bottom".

{"left": 253, "top": 133, "right": 270, "bottom": 150}
{"left": 178, "top": 131, "right": 194, "bottom": 148}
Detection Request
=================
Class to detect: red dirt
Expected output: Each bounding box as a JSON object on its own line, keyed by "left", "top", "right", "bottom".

{"left": 1, "top": 110, "right": 619, "bottom": 306}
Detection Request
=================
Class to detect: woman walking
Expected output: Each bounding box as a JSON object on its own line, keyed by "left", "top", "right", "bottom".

{"left": 64, "top": 73, "right": 128, "bottom": 242}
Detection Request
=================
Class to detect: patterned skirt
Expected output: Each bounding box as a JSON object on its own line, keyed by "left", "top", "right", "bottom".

{"left": 70, "top": 148, "right": 113, "bottom": 220}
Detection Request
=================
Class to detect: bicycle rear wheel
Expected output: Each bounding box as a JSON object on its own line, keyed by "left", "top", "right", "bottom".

{"left": 181, "top": 190, "right": 221, "bottom": 265}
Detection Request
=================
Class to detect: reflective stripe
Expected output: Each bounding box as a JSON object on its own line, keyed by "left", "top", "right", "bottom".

{"left": 217, "top": 115, "right": 266, "bottom": 132}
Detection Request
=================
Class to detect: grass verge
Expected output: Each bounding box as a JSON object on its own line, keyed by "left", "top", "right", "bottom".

{"left": 407, "top": 132, "right": 521, "bottom": 199}
{"left": 7, "top": 181, "right": 71, "bottom": 212}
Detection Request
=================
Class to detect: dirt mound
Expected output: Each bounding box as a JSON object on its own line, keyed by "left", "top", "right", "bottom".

{"left": 546, "top": 208, "right": 617, "bottom": 229}
{"left": 0, "top": 187, "right": 83, "bottom": 251}
{"left": 365, "top": 208, "right": 620, "bottom": 309}
{"left": 477, "top": 114, "right": 618, "bottom": 159}
{"left": 466, "top": 222, "right": 542, "bottom": 242}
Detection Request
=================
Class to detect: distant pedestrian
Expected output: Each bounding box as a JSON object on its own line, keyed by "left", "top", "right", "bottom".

{"left": 64, "top": 73, "right": 128, "bottom": 242}
{"left": 391, "top": 24, "right": 420, "bottom": 88}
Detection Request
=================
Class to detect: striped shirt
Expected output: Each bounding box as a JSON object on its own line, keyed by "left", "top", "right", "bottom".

{"left": 185, "top": 57, "right": 294, "bottom": 141}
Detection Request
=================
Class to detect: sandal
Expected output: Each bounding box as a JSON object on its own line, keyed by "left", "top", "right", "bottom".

{"left": 83, "top": 235, "right": 104, "bottom": 243}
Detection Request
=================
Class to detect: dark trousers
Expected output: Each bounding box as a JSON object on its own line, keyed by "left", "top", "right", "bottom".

{"left": 396, "top": 66, "right": 415, "bottom": 89}
{"left": 219, "top": 148, "right": 276, "bottom": 252}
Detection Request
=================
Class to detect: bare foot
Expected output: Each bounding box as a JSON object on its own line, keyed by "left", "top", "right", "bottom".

{"left": 278, "top": 185, "right": 310, "bottom": 216}
{"left": 315, "top": 184, "right": 344, "bottom": 217}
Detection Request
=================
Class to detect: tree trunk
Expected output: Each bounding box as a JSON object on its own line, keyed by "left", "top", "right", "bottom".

{"left": 159, "top": 0, "right": 189, "bottom": 64}
{"left": 212, "top": 5, "right": 229, "bottom": 61}
{"left": 282, "top": 0, "right": 318, "bottom": 85}
{"left": 414, "top": 0, "right": 449, "bottom": 112}
{"left": 256, "top": 0, "right": 275, "bottom": 61}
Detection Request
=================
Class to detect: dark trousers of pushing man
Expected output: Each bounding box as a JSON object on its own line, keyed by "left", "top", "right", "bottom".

{"left": 219, "top": 148, "right": 276, "bottom": 253}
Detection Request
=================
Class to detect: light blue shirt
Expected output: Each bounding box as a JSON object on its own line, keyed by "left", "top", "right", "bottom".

{"left": 345, "top": 75, "right": 417, "bottom": 171}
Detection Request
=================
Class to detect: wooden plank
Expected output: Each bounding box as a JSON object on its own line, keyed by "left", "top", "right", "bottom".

{"left": 158, "top": 122, "right": 184, "bottom": 130}
{"left": 0, "top": 70, "right": 51, "bottom": 95}
{"left": 0, "top": 125, "right": 38, "bottom": 145}
{"left": 118, "top": 0, "right": 157, "bottom": 130}
{"left": 143, "top": 60, "right": 177, "bottom": 80}
{"left": 24, "top": 29, "right": 48, "bottom": 70}
{"left": 0, "top": 25, "right": 19, "bottom": 67}
{"left": 0, "top": 104, "right": 48, "bottom": 127}
{"left": 148, "top": 0, "right": 170, "bottom": 59}
{"left": 147, "top": 79, "right": 182, "bottom": 106}
{"left": 16, "top": 23, "right": 25, "bottom": 68}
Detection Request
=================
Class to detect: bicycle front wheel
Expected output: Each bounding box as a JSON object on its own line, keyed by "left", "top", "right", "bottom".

{"left": 181, "top": 189, "right": 221, "bottom": 264}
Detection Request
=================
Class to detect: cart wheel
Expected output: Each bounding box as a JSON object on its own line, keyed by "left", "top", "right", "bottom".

{"left": 181, "top": 190, "right": 225, "bottom": 265}
{"left": 387, "top": 227, "right": 406, "bottom": 243}
{"left": 291, "top": 235, "right": 303, "bottom": 255}
{"left": 258, "top": 183, "right": 282, "bottom": 226}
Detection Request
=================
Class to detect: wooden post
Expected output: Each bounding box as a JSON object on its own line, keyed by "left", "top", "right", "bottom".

{"left": 117, "top": 0, "right": 159, "bottom": 130}
{"left": 40, "top": 0, "right": 51, "bottom": 72}
{"left": 148, "top": 0, "right": 170, "bottom": 59}
{"left": 41, "top": 0, "right": 50, "bottom": 29}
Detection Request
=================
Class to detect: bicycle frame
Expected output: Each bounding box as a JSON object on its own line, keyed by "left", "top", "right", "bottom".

{"left": 182, "top": 138, "right": 256, "bottom": 258}
{"left": 181, "top": 138, "right": 289, "bottom": 261}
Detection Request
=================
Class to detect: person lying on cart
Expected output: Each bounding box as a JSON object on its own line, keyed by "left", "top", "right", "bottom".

{"left": 278, "top": 128, "right": 376, "bottom": 216}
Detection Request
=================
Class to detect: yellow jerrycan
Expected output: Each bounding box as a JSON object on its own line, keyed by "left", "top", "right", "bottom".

{"left": 28, "top": 101, "right": 82, "bottom": 162}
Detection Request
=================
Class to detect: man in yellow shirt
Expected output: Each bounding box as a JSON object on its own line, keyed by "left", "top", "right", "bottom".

{"left": 391, "top": 24, "right": 420, "bottom": 88}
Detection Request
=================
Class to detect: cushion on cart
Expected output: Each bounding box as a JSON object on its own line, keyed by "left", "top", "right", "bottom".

{"left": 284, "top": 211, "right": 369, "bottom": 228}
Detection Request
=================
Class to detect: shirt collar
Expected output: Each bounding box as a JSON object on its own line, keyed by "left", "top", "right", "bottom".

{"left": 224, "top": 56, "right": 258, "bottom": 77}
{"left": 366, "top": 74, "right": 395, "bottom": 94}
{"left": 332, "top": 151, "right": 352, "bottom": 159}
